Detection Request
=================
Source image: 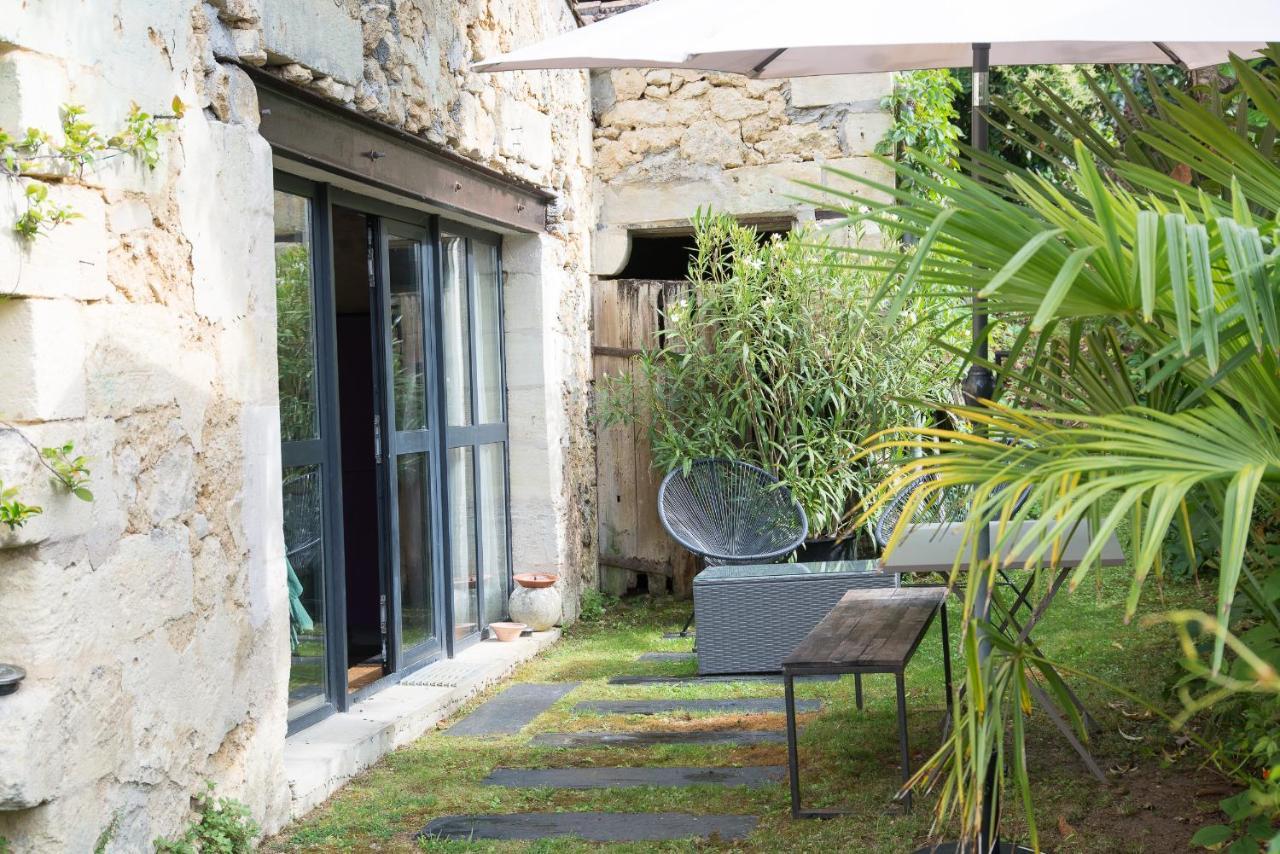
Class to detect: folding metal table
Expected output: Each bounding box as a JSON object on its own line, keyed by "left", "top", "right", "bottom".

{"left": 878, "top": 520, "right": 1126, "bottom": 780}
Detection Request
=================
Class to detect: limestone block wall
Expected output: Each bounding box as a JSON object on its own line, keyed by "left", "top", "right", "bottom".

{"left": 590, "top": 67, "right": 895, "bottom": 273}
{"left": 0, "top": 3, "right": 288, "bottom": 851}
{"left": 0, "top": 0, "right": 595, "bottom": 850}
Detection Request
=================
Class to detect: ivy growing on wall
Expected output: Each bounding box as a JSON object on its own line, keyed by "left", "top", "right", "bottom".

{"left": 0, "top": 425, "right": 92, "bottom": 532}
{"left": 1, "top": 98, "right": 183, "bottom": 241}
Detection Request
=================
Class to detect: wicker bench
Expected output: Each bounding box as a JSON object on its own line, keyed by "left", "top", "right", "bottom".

{"left": 782, "top": 586, "right": 951, "bottom": 817}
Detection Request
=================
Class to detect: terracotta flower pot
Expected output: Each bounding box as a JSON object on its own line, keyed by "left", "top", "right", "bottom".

{"left": 514, "top": 572, "right": 558, "bottom": 589}
{"left": 489, "top": 621, "right": 526, "bottom": 642}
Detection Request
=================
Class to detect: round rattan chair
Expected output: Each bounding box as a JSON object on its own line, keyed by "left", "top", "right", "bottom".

{"left": 659, "top": 459, "right": 808, "bottom": 638}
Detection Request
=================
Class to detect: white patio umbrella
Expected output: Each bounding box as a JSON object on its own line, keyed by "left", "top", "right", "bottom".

{"left": 474, "top": 0, "right": 1274, "bottom": 76}
{"left": 477, "top": 5, "right": 1280, "bottom": 851}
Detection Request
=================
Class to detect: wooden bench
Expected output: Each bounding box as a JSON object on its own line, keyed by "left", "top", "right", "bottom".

{"left": 781, "top": 586, "right": 951, "bottom": 817}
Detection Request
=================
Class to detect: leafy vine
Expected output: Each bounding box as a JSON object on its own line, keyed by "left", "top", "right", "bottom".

{"left": 1, "top": 98, "right": 184, "bottom": 241}
{"left": 0, "top": 424, "right": 92, "bottom": 533}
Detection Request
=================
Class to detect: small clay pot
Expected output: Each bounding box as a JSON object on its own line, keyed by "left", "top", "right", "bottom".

{"left": 489, "top": 622, "right": 526, "bottom": 642}
{"left": 514, "top": 572, "right": 558, "bottom": 589}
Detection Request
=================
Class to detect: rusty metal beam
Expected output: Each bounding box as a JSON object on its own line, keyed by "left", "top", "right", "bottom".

{"left": 244, "top": 66, "right": 551, "bottom": 233}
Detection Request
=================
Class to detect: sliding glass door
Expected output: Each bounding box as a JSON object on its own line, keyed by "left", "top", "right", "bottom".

{"left": 274, "top": 170, "right": 512, "bottom": 727}
{"left": 441, "top": 227, "right": 511, "bottom": 646}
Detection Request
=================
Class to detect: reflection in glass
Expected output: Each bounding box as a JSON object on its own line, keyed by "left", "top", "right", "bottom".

{"left": 388, "top": 237, "right": 427, "bottom": 432}
{"left": 441, "top": 235, "right": 472, "bottom": 427}
{"left": 448, "top": 447, "right": 478, "bottom": 640}
{"left": 283, "top": 464, "right": 326, "bottom": 719}
{"left": 473, "top": 243, "right": 504, "bottom": 425}
{"left": 397, "top": 452, "right": 434, "bottom": 650}
{"left": 478, "top": 443, "right": 510, "bottom": 627}
{"left": 273, "top": 191, "right": 319, "bottom": 443}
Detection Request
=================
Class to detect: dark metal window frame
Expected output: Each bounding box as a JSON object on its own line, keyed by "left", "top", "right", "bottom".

{"left": 437, "top": 222, "right": 512, "bottom": 656}
{"left": 277, "top": 171, "right": 513, "bottom": 730}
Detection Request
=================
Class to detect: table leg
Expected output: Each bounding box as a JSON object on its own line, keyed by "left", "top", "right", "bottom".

{"left": 940, "top": 601, "right": 953, "bottom": 717}
{"left": 896, "top": 670, "right": 912, "bottom": 812}
{"left": 854, "top": 673, "right": 864, "bottom": 711}
{"left": 785, "top": 673, "right": 802, "bottom": 818}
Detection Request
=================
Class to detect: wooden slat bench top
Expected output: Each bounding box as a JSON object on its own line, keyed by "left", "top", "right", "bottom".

{"left": 783, "top": 587, "right": 947, "bottom": 674}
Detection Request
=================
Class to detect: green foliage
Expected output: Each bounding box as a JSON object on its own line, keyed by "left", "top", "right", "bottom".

{"left": 41, "top": 441, "right": 93, "bottom": 501}
{"left": 0, "top": 835, "right": 9, "bottom": 854}
{"left": 814, "top": 45, "right": 1280, "bottom": 848}
{"left": 94, "top": 812, "right": 120, "bottom": 854}
{"left": 275, "top": 242, "right": 317, "bottom": 443}
{"left": 0, "top": 478, "right": 42, "bottom": 530}
{"left": 878, "top": 69, "right": 963, "bottom": 200}
{"left": 598, "top": 211, "right": 947, "bottom": 540}
{"left": 13, "top": 181, "right": 80, "bottom": 239}
{"left": 576, "top": 589, "right": 617, "bottom": 623}
{"left": 154, "top": 783, "right": 258, "bottom": 854}
{"left": 1, "top": 99, "right": 182, "bottom": 243}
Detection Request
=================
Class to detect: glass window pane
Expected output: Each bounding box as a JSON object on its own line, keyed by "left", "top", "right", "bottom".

{"left": 283, "top": 464, "right": 326, "bottom": 719}
{"left": 442, "top": 235, "right": 472, "bottom": 427}
{"left": 473, "top": 243, "right": 504, "bottom": 425}
{"left": 448, "top": 447, "right": 478, "bottom": 640}
{"left": 396, "top": 452, "right": 434, "bottom": 650}
{"left": 274, "top": 191, "right": 319, "bottom": 443}
{"left": 478, "top": 443, "right": 509, "bottom": 628}
{"left": 388, "top": 237, "right": 427, "bottom": 432}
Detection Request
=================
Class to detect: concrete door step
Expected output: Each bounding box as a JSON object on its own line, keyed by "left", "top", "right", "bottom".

{"left": 444, "top": 682, "right": 579, "bottom": 737}
{"left": 574, "top": 698, "right": 821, "bottom": 716}
{"left": 484, "top": 765, "right": 785, "bottom": 789}
{"left": 417, "top": 812, "right": 758, "bottom": 842}
{"left": 530, "top": 729, "right": 788, "bottom": 748}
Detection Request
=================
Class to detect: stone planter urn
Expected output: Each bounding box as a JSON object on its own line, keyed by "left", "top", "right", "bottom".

{"left": 508, "top": 573, "right": 561, "bottom": 631}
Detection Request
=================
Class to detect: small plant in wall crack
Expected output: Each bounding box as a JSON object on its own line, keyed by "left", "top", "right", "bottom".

{"left": 1, "top": 98, "right": 184, "bottom": 242}
{"left": 153, "top": 782, "right": 258, "bottom": 854}
{"left": 0, "top": 425, "right": 93, "bottom": 532}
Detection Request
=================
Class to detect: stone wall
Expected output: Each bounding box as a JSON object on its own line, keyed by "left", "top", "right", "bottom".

{"left": 0, "top": 0, "right": 595, "bottom": 850}
{"left": 589, "top": 64, "right": 893, "bottom": 272}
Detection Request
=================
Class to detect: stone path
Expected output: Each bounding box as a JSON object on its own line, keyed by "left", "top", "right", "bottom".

{"left": 424, "top": 645, "right": 827, "bottom": 843}
{"left": 484, "top": 765, "right": 785, "bottom": 789}
{"left": 608, "top": 673, "right": 838, "bottom": 685}
{"left": 531, "top": 729, "right": 788, "bottom": 747}
{"left": 444, "top": 683, "right": 579, "bottom": 737}
{"left": 417, "top": 812, "right": 758, "bottom": 842}
{"left": 575, "top": 697, "right": 820, "bottom": 715}
{"left": 636, "top": 651, "right": 696, "bottom": 662}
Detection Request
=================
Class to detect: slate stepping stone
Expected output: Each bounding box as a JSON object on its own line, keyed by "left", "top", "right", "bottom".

{"left": 530, "top": 729, "right": 788, "bottom": 748}
{"left": 575, "top": 698, "right": 820, "bottom": 716}
{"left": 445, "top": 683, "right": 579, "bottom": 737}
{"left": 417, "top": 812, "right": 758, "bottom": 842}
{"left": 484, "top": 765, "right": 785, "bottom": 789}
{"left": 608, "top": 673, "right": 838, "bottom": 685}
{"left": 637, "top": 652, "right": 696, "bottom": 662}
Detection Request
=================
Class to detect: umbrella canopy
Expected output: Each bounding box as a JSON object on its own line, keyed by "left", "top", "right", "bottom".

{"left": 474, "top": 0, "right": 1276, "bottom": 76}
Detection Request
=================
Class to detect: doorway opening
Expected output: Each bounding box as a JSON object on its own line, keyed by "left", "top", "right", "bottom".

{"left": 331, "top": 205, "right": 386, "bottom": 693}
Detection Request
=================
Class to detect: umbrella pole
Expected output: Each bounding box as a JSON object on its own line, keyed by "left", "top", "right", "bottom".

{"left": 918, "top": 42, "right": 1028, "bottom": 854}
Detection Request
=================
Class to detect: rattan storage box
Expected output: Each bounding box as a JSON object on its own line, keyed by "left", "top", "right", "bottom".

{"left": 692, "top": 561, "right": 899, "bottom": 675}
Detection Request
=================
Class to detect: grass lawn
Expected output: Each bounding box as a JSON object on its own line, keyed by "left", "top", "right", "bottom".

{"left": 265, "top": 573, "right": 1231, "bottom": 852}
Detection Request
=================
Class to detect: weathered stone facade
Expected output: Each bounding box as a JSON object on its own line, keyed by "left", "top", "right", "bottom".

{"left": 0, "top": 1, "right": 594, "bottom": 851}
{"left": 591, "top": 66, "right": 895, "bottom": 273}
{"left": 574, "top": 0, "right": 894, "bottom": 274}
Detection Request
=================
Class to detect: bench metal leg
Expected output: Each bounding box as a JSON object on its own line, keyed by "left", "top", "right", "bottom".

{"left": 896, "top": 670, "right": 912, "bottom": 812}
{"left": 784, "top": 674, "right": 802, "bottom": 818}
{"left": 940, "top": 600, "right": 953, "bottom": 717}
{"left": 854, "top": 674, "right": 863, "bottom": 711}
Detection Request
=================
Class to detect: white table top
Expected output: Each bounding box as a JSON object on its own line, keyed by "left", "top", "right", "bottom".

{"left": 878, "top": 520, "right": 1126, "bottom": 574}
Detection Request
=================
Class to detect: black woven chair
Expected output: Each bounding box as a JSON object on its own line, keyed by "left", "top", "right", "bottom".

{"left": 659, "top": 459, "right": 808, "bottom": 636}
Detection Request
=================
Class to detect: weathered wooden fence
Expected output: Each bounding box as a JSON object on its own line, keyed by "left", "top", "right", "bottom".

{"left": 592, "top": 278, "right": 699, "bottom": 597}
